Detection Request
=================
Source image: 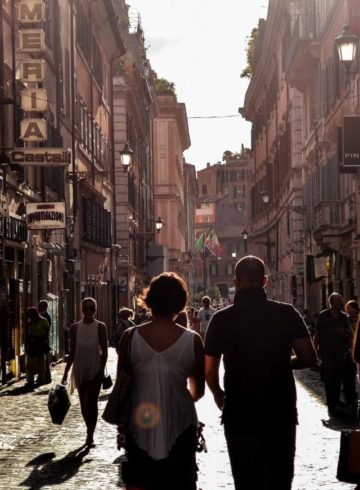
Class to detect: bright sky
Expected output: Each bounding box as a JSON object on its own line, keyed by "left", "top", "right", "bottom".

{"left": 127, "top": 0, "right": 269, "bottom": 171}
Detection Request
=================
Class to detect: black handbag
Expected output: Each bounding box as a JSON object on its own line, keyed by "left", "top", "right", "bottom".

{"left": 102, "top": 327, "right": 135, "bottom": 426}
{"left": 48, "top": 384, "right": 71, "bottom": 425}
{"left": 337, "top": 430, "right": 360, "bottom": 483}
{"left": 102, "top": 369, "right": 113, "bottom": 390}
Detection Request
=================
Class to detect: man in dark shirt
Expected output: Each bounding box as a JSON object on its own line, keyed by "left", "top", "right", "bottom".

{"left": 205, "top": 255, "right": 316, "bottom": 490}
{"left": 313, "top": 293, "right": 357, "bottom": 416}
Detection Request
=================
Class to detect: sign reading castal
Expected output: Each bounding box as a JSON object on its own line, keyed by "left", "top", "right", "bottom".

{"left": 26, "top": 202, "right": 66, "bottom": 230}
{"left": 10, "top": 148, "right": 71, "bottom": 166}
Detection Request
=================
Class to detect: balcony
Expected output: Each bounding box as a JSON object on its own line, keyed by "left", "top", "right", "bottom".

{"left": 285, "top": 15, "right": 320, "bottom": 92}
{"left": 312, "top": 201, "right": 342, "bottom": 243}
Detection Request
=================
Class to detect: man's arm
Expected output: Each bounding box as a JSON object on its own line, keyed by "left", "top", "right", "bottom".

{"left": 188, "top": 333, "right": 205, "bottom": 401}
{"left": 205, "top": 354, "right": 224, "bottom": 410}
{"left": 291, "top": 337, "right": 317, "bottom": 369}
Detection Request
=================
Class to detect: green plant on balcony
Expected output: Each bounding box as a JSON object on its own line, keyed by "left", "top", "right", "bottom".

{"left": 154, "top": 78, "right": 176, "bottom": 95}
{"left": 240, "top": 26, "right": 259, "bottom": 79}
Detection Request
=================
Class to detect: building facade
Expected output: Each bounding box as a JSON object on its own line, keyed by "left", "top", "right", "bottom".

{"left": 153, "top": 91, "right": 191, "bottom": 281}
{"left": 194, "top": 151, "right": 253, "bottom": 300}
{"left": 242, "top": 0, "right": 360, "bottom": 314}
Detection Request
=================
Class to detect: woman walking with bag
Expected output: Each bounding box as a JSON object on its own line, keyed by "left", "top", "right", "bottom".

{"left": 62, "top": 297, "right": 108, "bottom": 448}
{"left": 116, "top": 272, "right": 205, "bottom": 490}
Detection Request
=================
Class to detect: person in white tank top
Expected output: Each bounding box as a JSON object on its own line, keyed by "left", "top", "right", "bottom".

{"left": 116, "top": 272, "right": 205, "bottom": 490}
{"left": 62, "top": 297, "right": 108, "bottom": 448}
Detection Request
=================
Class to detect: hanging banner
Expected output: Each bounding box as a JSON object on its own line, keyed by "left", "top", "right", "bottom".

{"left": 348, "top": 0, "right": 360, "bottom": 37}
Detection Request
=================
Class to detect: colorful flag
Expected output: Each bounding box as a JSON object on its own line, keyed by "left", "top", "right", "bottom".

{"left": 194, "top": 232, "right": 205, "bottom": 253}
{"left": 204, "top": 228, "right": 223, "bottom": 259}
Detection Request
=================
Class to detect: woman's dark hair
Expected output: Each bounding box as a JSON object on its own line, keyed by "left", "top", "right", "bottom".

{"left": 26, "top": 306, "right": 41, "bottom": 321}
{"left": 141, "top": 272, "right": 188, "bottom": 317}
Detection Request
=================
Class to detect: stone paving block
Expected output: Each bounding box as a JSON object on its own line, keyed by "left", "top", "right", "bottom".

{"left": 0, "top": 348, "right": 358, "bottom": 489}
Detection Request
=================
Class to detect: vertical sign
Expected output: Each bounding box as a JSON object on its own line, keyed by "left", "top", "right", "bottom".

{"left": 343, "top": 116, "right": 360, "bottom": 167}
{"left": 348, "top": 0, "right": 360, "bottom": 36}
{"left": 17, "top": 2, "right": 47, "bottom": 142}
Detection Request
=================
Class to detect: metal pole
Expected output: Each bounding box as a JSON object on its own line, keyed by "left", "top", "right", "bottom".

{"left": 203, "top": 231, "right": 206, "bottom": 294}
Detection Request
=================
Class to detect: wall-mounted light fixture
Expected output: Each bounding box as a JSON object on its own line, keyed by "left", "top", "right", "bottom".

{"left": 155, "top": 216, "right": 164, "bottom": 233}
{"left": 335, "top": 24, "right": 359, "bottom": 73}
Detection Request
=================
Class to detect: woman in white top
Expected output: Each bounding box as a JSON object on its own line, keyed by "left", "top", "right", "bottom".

{"left": 62, "top": 297, "right": 108, "bottom": 447}
{"left": 118, "top": 272, "right": 205, "bottom": 490}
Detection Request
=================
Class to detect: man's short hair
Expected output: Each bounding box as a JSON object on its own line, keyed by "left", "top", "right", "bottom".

{"left": 235, "top": 256, "right": 266, "bottom": 288}
{"left": 38, "top": 300, "right": 48, "bottom": 310}
{"left": 202, "top": 296, "right": 211, "bottom": 304}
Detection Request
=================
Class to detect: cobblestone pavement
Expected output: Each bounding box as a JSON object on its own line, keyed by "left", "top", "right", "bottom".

{"left": 0, "top": 349, "right": 358, "bottom": 489}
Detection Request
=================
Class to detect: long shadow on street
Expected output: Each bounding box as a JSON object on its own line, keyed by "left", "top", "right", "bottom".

{"left": 19, "top": 446, "right": 92, "bottom": 489}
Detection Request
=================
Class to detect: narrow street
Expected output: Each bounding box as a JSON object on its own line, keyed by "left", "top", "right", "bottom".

{"left": 0, "top": 348, "right": 358, "bottom": 490}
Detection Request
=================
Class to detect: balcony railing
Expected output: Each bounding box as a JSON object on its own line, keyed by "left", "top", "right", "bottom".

{"left": 313, "top": 201, "right": 342, "bottom": 237}
{"left": 285, "top": 14, "right": 320, "bottom": 92}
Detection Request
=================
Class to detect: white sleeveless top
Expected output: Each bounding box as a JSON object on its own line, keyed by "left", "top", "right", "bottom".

{"left": 71, "top": 320, "right": 101, "bottom": 389}
{"left": 129, "top": 328, "right": 198, "bottom": 460}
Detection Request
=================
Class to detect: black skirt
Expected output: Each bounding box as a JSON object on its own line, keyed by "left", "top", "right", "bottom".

{"left": 122, "top": 425, "right": 198, "bottom": 490}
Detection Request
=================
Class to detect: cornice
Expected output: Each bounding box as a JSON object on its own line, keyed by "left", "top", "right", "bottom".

{"left": 243, "top": 0, "right": 287, "bottom": 119}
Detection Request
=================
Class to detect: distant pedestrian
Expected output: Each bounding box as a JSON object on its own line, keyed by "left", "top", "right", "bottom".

{"left": 190, "top": 309, "right": 201, "bottom": 334}
{"left": 345, "top": 300, "right": 360, "bottom": 335}
{"left": 117, "top": 272, "right": 204, "bottom": 489}
{"left": 205, "top": 255, "right": 316, "bottom": 490}
{"left": 314, "top": 293, "right": 357, "bottom": 416}
{"left": 25, "top": 306, "right": 50, "bottom": 390}
{"left": 38, "top": 299, "right": 52, "bottom": 384}
{"left": 198, "top": 296, "right": 216, "bottom": 339}
{"left": 112, "top": 307, "right": 135, "bottom": 352}
{"left": 61, "top": 297, "right": 108, "bottom": 448}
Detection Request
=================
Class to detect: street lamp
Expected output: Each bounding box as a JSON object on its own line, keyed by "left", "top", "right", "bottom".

{"left": 119, "top": 141, "right": 134, "bottom": 171}
{"left": 155, "top": 216, "right": 164, "bottom": 233}
{"left": 242, "top": 229, "right": 248, "bottom": 254}
{"left": 231, "top": 251, "right": 236, "bottom": 260}
{"left": 335, "top": 24, "right": 359, "bottom": 72}
{"left": 260, "top": 190, "right": 270, "bottom": 204}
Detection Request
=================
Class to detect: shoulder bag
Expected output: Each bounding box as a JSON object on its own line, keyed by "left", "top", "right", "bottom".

{"left": 102, "top": 326, "right": 136, "bottom": 425}
{"left": 337, "top": 430, "right": 360, "bottom": 483}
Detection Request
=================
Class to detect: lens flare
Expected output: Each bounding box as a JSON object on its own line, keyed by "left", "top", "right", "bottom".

{"left": 134, "top": 402, "right": 160, "bottom": 429}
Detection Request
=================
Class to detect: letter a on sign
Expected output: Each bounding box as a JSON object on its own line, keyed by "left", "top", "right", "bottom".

{"left": 20, "top": 119, "right": 47, "bottom": 141}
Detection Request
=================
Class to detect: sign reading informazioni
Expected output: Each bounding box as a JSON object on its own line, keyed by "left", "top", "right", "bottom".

{"left": 26, "top": 202, "right": 66, "bottom": 230}
{"left": 10, "top": 148, "right": 71, "bottom": 166}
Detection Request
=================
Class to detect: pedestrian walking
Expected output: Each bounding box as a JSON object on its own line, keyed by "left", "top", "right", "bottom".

{"left": 25, "top": 306, "right": 51, "bottom": 390}
{"left": 205, "top": 255, "right": 316, "bottom": 490}
{"left": 198, "top": 296, "right": 216, "bottom": 339}
{"left": 314, "top": 293, "right": 357, "bottom": 416}
{"left": 190, "top": 309, "right": 201, "bottom": 334}
{"left": 38, "top": 299, "right": 52, "bottom": 384}
{"left": 61, "top": 297, "right": 108, "bottom": 448}
{"left": 117, "top": 272, "right": 205, "bottom": 490}
{"left": 111, "top": 307, "right": 135, "bottom": 352}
